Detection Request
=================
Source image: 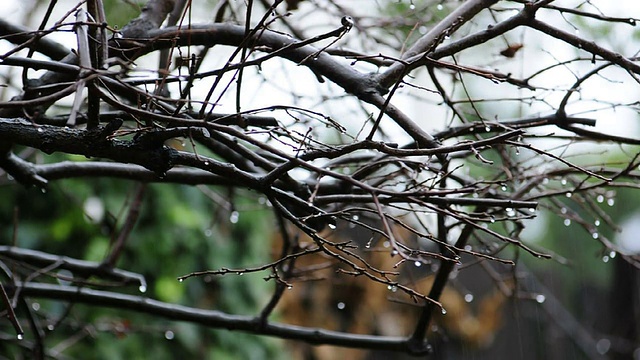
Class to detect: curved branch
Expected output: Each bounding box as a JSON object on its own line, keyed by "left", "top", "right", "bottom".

{"left": 5, "top": 282, "right": 426, "bottom": 354}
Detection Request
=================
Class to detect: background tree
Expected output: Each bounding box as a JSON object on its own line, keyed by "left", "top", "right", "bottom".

{"left": 0, "top": 0, "right": 639, "bottom": 358}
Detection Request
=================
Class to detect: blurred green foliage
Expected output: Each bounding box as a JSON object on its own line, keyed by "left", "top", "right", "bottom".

{"left": 0, "top": 152, "right": 287, "bottom": 358}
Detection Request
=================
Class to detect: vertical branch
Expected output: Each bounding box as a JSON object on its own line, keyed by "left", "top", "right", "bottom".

{"left": 20, "top": 0, "right": 59, "bottom": 89}
{"left": 103, "top": 183, "right": 147, "bottom": 268}
{"left": 86, "top": 0, "right": 108, "bottom": 129}
{"left": 257, "top": 209, "right": 296, "bottom": 325}
{"left": 408, "top": 207, "right": 482, "bottom": 349}
{"left": 66, "top": 9, "right": 91, "bottom": 127}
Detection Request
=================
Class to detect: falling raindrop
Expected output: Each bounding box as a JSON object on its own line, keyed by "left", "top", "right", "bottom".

{"left": 229, "top": 211, "right": 240, "bottom": 224}
{"left": 337, "top": 302, "right": 346, "bottom": 310}
{"left": 164, "top": 330, "right": 175, "bottom": 340}
{"left": 464, "top": 294, "right": 474, "bottom": 303}
{"left": 47, "top": 324, "right": 55, "bottom": 331}
{"left": 437, "top": 4, "right": 443, "bottom": 10}
{"left": 535, "top": 294, "right": 546, "bottom": 303}
{"left": 560, "top": 207, "right": 567, "bottom": 214}
{"left": 564, "top": 219, "right": 571, "bottom": 226}
{"left": 204, "top": 229, "right": 212, "bottom": 237}
{"left": 383, "top": 241, "right": 390, "bottom": 248}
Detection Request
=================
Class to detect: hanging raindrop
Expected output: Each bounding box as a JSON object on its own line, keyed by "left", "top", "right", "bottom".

{"left": 596, "top": 338, "right": 611, "bottom": 355}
